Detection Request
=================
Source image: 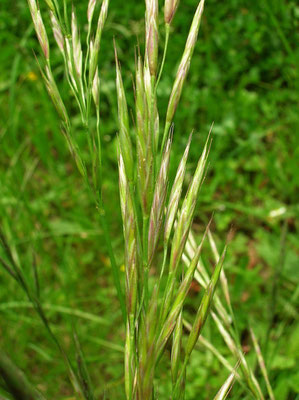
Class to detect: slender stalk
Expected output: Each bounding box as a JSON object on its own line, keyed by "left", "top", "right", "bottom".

{"left": 155, "top": 23, "right": 170, "bottom": 92}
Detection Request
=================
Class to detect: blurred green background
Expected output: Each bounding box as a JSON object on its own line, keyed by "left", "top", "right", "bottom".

{"left": 0, "top": 0, "right": 298, "bottom": 399}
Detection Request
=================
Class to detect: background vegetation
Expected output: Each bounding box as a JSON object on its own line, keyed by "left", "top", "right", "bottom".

{"left": 0, "top": 0, "right": 298, "bottom": 398}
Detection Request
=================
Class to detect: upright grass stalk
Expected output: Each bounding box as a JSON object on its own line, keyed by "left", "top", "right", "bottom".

{"left": 114, "top": 0, "right": 273, "bottom": 398}
{"left": 114, "top": 0, "right": 235, "bottom": 397}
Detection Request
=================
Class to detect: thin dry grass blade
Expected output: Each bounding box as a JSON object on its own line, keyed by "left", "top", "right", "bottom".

{"left": 212, "top": 312, "right": 265, "bottom": 400}
{"left": 250, "top": 328, "right": 275, "bottom": 400}
{"left": 208, "top": 229, "right": 231, "bottom": 309}
{"left": 185, "top": 245, "right": 226, "bottom": 357}
{"left": 213, "top": 365, "right": 239, "bottom": 400}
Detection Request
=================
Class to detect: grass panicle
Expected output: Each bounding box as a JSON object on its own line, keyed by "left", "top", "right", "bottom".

{"left": 1, "top": 1, "right": 275, "bottom": 399}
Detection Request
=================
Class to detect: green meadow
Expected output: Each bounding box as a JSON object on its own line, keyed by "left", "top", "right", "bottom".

{"left": 0, "top": 0, "right": 298, "bottom": 398}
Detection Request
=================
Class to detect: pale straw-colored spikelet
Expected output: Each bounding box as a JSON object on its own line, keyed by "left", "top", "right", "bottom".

{"left": 145, "top": 0, "right": 159, "bottom": 77}
{"left": 28, "top": 0, "right": 50, "bottom": 60}
{"left": 71, "top": 8, "right": 83, "bottom": 78}
{"left": 87, "top": 0, "right": 97, "bottom": 23}
{"left": 119, "top": 150, "right": 138, "bottom": 399}
{"left": 165, "top": 0, "right": 205, "bottom": 134}
{"left": 89, "top": 0, "right": 109, "bottom": 83}
{"left": 50, "top": 11, "right": 64, "bottom": 54}
{"left": 118, "top": 151, "right": 137, "bottom": 315}
{"left": 170, "top": 135, "right": 209, "bottom": 275}
{"left": 136, "top": 55, "right": 153, "bottom": 216}
{"left": 160, "top": 135, "right": 210, "bottom": 324}
{"left": 92, "top": 68, "right": 100, "bottom": 107}
{"left": 115, "top": 45, "right": 134, "bottom": 182}
{"left": 164, "top": 133, "right": 192, "bottom": 245}
{"left": 147, "top": 136, "right": 172, "bottom": 265}
{"left": 143, "top": 58, "right": 152, "bottom": 111}
{"left": 164, "top": 0, "right": 180, "bottom": 25}
{"left": 65, "top": 38, "right": 78, "bottom": 90}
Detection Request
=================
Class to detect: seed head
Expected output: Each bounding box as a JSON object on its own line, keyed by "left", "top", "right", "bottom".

{"left": 147, "top": 136, "right": 172, "bottom": 265}
{"left": 115, "top": 44, "right": 134, "bottom": 182}
{"left": 165, "top": 0, "right": 205, "bottom": 126}
{"left": 28, "top": 0, "right": 50, "bottom": 60}
{"left": 164, "top": 133, "right": 192, "bottom": 244}
{"left": 164, "top": 0, "right": 180, "bottom": 25}
{"left": 118, "top": 151, "right": 138, "bottom": 317}
{"left": 145, "top": 0, "right": 159, "bottom": 76}
{"left": 87, "top": 0, "right": 97, "bottom": 23}
{"left": 136, "top": 55, "right": 153, "bottom": 216}
{"left": 92, "top": 68, "right": 100, "bottom": 107}
{"left": 71, "top": 8, "right": 82, "bottom": 77}
{"left": 89, "top": 0, "right": 109, "bottom": 82}
{"left": 65, "top": 37, "right": 77, "bottom": 90}
{"left": 50, "top": 11, "right": 64, "bottom": 54}
{"left": 169, "top": 133, "right": 209, "bottom": 276}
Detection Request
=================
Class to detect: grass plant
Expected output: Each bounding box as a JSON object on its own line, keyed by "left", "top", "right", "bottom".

{"left": 0, "top": 0, "right": 281, "bottom": 399}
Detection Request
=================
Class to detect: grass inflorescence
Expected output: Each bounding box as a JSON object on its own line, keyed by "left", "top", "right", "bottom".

{"left": 0, "top": 0, "right": 278, "bottom": 399}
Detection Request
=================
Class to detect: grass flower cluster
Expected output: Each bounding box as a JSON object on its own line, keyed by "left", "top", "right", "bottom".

{"left": 0, "top": 0, "right": 276, "bottom": 399}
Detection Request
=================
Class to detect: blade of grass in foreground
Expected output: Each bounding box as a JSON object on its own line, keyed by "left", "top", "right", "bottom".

{"left": 0, "top": 228, "right": 85, "bottom": 399}
{"left": 74, "top": 332, "right": 95, "bottom": 400}
{"left": 0, "top": 350, "right": 46, "bottom": 400}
